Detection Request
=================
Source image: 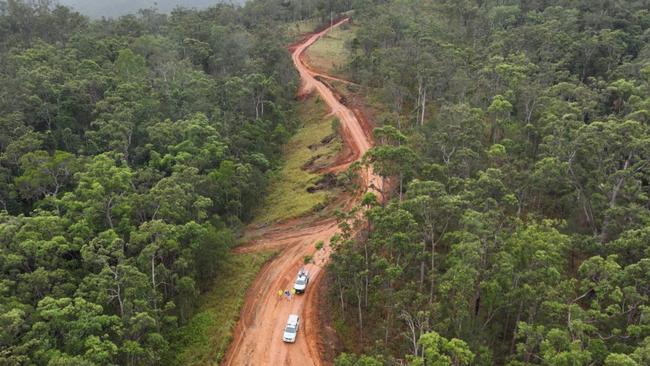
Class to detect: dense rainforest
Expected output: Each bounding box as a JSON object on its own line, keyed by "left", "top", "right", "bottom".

{"left": 0, "top": 0, "right": 355, "bottom": 364}
{"left": 3, "top": 0, "right": 650, "bottom": 365}
{"left": 331, "top": 0, "right": 650, "bottom": 365}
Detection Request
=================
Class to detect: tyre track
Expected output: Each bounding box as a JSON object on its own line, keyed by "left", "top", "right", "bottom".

{"left": 221, "top": 18, "right": 379, "bottom": 366}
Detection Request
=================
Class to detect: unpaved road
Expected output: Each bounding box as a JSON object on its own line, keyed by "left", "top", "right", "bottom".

{"left": 221, "top": 18, "right": 380, "bottom": 366}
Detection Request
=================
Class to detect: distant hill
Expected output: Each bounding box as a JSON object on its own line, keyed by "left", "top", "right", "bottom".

{"left": 57, "top": 0, "right": 243, "bottom": 18}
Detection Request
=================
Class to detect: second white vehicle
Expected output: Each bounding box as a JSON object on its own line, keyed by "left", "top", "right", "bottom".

{"left": 293, "top": 269, "right": 310, "bottom": 294}
{"left": 282, "top": 314, "right": 300, "bottom": 343}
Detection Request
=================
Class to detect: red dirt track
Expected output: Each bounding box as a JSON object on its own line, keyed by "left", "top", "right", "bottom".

{"left": 221, "top": 19, "right": 379, "bottom": 366}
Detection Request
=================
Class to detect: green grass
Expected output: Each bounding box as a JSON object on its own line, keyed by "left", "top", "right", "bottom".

{"left": 253, "top": 96, "right": 341, "bottom": 225}
{"left": 304, "top": 23, "right": 357, "bottom": 76}
{"left": 168, "top": 250, "right": 275, "bottom": 366}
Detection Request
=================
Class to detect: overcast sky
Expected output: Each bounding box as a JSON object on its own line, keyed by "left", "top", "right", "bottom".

{"left": 57, "top": 0, "right": 242, "bottom": 18}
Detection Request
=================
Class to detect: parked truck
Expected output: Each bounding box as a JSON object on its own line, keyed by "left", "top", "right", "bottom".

{"left": 293, "top": 269, "right": 310, "bottom": 294}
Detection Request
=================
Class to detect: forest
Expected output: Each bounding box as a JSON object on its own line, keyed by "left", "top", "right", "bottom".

{"left": 0, "top": 0, "right": 353, "bottom": 364}
{"left": 2, "top": 0, "right": 650, "bottom": 365}
{"left": 329, "top": 0, "right": 650, "bottom": 365}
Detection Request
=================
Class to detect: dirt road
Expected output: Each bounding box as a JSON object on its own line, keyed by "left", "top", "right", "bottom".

{"left": 221, "top": 19, "right": 379, "bottom": 366}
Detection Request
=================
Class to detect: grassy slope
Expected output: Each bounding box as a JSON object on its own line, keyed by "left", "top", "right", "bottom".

{"left": 304, "top": 23, "right": 356, "bottom": 77}
{"left": 252, "top": 95, "right": 341, "bottom": 224}
{"left": 169, "top": 250, "right": 274, "bottom": 366}
{"left": 252, "top": 22, "right": 360, "bottom": 225}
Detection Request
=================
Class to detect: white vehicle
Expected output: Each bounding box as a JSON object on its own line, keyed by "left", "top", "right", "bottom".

{"left": 283, "top": 314, "right": 300, "bottom": 343}
{"left": 293, "top": 269, "right": 310, "bottom": 294}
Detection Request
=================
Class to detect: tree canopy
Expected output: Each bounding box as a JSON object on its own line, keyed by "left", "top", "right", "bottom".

{"left": 0, "top": 0, "right": 338, "bottom": 364}
{"left": 331, "top": 0, "right": 650, "bottom": 364}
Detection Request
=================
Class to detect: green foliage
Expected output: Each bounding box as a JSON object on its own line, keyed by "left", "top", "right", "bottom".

{"left": 410, "top": 331, "right": 474, "bottom": 366}
{"left": 0, "top": 0, "right": 311, "bottom": 364}
{"left": 336, "top": 353, "right": 385, "bottom": 366}
{"left": 315, "top": 240, "right": 325, "bottom": 250}
{"left": 604, "top": 354, "right": 639, "bottom": 366}
{"left": 15, "top": 150, "right": 80, "bottom": 200}
{"left": 329, "top": 0, "right": 650, "bottom": 364}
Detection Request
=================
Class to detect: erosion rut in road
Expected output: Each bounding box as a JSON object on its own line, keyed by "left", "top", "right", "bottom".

{"left": 221, "top": 18, "right": 380, "bottom": 366}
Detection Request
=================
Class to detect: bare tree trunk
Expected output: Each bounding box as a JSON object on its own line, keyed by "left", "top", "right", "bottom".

{"left": 567, "top": 156, "right": 599, "bottom": 236}
{"left": 429, "top": 222, "right": 447, "bottom": 304}
{"left": 384, "top": 306, "right": 392, "bottom": 346}
{"left": 151, "top": 254, "right": 158, "bottom": 319}
{"left": 113, "top": 267, "right": 124, "bottom": 318}
{"left": 117, "top": 280, "right": 124, "bottom": 318}
{"left": 429, "top": 237, "right": 437, "bottom": 303}
{"left": 601, "top": 154, "right": 631, "bottom": 243}
{"left": 402, "top": 310, "right": 419, "bottom": 357}
{"left": 356, "top": 284, "right": 364, "bottom": 343}
{"left": 337, "top": 277, "right": 345, "bottom": 313}
{"left": 419, "top": 260, "right": 425, "bottom": 293}
{"left": 510, "top": 300, "right": 524, "bottom": 353}
{"left": 420, "top": 86, "right": 426, "bottom": 126}
{"left": 363, "top": 238, "right": 369, "bottom": 307}
{"left": 578, "top": 189, "right": 598, "bottom": 237}
{"left": 609, "top": 154, "right": 631, "bottom": 209}
{"left": 124, "top": 129, "right": 133, "bottom": 162}
{"left": 105, "top": 196, "right": 114, "bottom": 229}
{"left": 399, "top": 172, "right": 403, "bottom": 202}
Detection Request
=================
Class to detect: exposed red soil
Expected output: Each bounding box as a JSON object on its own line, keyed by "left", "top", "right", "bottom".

{"left": 221, "top": 18, "right": 380, "bottom": 366}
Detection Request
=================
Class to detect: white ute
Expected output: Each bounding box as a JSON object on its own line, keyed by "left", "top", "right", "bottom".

{"left": 283, "top": 314, "right": 300, "bottom": 343}
{"left": 293, "top": 269, "right": 310, "bottom": 294}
